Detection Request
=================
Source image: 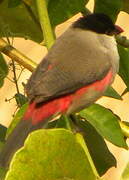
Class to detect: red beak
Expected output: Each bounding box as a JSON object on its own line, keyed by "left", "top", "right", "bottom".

{"left": 114, "top": 25, "right": 124, "bottom": 34}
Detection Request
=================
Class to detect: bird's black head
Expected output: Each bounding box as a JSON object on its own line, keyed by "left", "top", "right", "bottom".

{"left": 73, "top": 13, "right": 123, "bottom": 35}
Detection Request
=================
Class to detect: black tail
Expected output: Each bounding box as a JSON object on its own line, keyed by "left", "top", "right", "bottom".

{"left": 0, "top": 119, "right": 44, "bottom": 168}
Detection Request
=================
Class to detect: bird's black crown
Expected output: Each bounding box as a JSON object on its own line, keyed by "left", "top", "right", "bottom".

{"left": 73, "top": 13, "right": 117, "bottom": 35}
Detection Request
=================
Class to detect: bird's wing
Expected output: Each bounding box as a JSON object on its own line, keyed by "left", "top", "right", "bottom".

{"left": 26, "top": 28, "right": 113, "bottom": 103}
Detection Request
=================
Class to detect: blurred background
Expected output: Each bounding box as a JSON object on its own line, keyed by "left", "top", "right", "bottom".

{"left": 0, "top": 0, "right": 129, "bottom": 179}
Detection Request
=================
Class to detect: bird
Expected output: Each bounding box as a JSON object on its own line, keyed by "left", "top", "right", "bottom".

{"left": 0, "top": 13, "right": 123, "bottom": 167}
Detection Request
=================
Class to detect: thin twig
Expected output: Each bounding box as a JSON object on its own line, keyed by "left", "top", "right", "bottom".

{"left": 17, "top": 68, "right": 25, "bottom": 81}
{"left": 11, "top": 60, "right": 20, "bottom": 94}
{"left": 7, "top": 37, "right": 20, "bottom": 95}
{"left": 6, "top": 76, "right": 14, "bottom": 83}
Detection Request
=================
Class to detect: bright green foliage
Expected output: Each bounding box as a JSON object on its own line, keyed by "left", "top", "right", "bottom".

{"left": 0, "top": 0, "right": 42, "bottom": 42}
{"left": 79, "top": 104, "right": 127, "bottom": 148}
{"left": 5, "top": 129, "right": 99, "bottom": 180}
{"left": 0, "top": 0, "right": 89, "bottom": 42}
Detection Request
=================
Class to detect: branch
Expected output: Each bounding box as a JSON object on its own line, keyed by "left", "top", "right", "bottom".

{"left": 36, "top": 0, "right": 55, "bottom": 49}
{"left": 0, "top": 38, "right": 37, "bottom": 72}
{"left": 116, "top": 35, "right": 129, "bottom": 48}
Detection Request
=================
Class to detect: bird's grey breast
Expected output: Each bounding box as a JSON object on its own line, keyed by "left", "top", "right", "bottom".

{"left": 97, "top": 33, "right": 119, "bottom": 74}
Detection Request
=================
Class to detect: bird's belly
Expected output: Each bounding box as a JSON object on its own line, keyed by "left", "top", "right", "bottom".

{"left": 66, "top": 70, "right": 113, "bottom": 114}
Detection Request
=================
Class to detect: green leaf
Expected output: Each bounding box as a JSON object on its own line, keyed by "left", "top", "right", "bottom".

{"left": 120, "top": 161, "right": 129, "bottom": 180}
{"left": 0, "top": 53, "right": 8, "bottom": 88}
{"left": 31, "top": 0, "right": 89, "bottom": 27}
{"left": 0, "top": 141, "right": 4, "bottom": 153}
{"left": 0, "top": 54, "right": 8, "bottom": 75}
{"left": 0, "top": 0, "right": 89, "bottom": 43}
{"left": 0, "top": 141, "right": 6, "bottom": 179}
{"left": 14, "top": 93, "right": 28, "bottom": 107}
{"left": 46, "top": 119, "right": 58, "bottom": 129}
{"left": 0, "top": 167, "right": 7, "bottom": 180}
{"left": 75, "top": 133, "right": 99, "bottom": 177}
{"left": 77, "top": 118, "right": 116, "bottom": 176}
{"left": 6, "top": 103, "right": 28, "bottom": 138}
{"left": 8, "top": 0, "right": 21, "bottom": 8}
{"left": 79, "top": 104, "right": 127, "bottom": 148}
{"left": 104, "top": 86, "right": 122, "bottom": 100}
{"left": 55, "top": 115, "right": 73, "bottom": 130}
{"left": 5, "top": 129, "right": 99, "bottom": 180}
{"left": 118, "top": 45, "right": 129, "bottom": 91}
{"left": 122, "top": 0, "right": 129, "bottom": 14}
{"left": 47, "top": 0, "right": 89, "bottom": 27}
{"left": 0, "top": 124, "right": 7, "bottom": 142}
{"left": 0, "top": 0, "right": 42, "bottom": 42}
{"left": 94, "top": 0, "right": 123, "bottom": 22}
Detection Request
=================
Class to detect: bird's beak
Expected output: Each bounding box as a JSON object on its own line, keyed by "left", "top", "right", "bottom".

{"left": 114, "top": 25, "right": 124, "bottom": 35}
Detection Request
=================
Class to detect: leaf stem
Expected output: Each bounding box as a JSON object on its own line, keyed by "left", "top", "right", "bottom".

{"left": 36, "top": 0, "right": 55, "bottom": 49}
{"left": 76, "top": 133, "right": 99, "bottom": 177}
{"left": 0, "top": 38, "right": 37, "bottom": 72}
